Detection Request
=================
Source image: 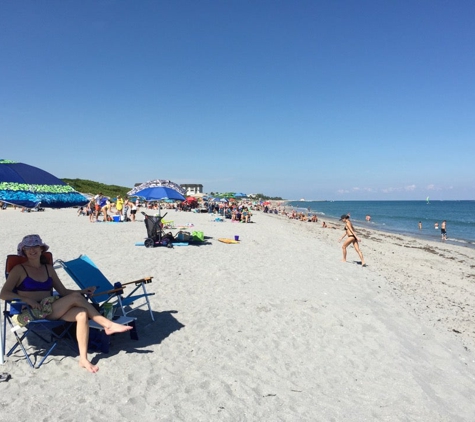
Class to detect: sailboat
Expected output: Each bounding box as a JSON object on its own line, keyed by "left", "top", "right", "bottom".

{"left": 426, "top": 196, "right": 430, "bottom": 204}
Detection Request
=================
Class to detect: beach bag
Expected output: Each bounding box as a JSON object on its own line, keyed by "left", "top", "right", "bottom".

{"left": 159, "top": 237, "right": 173, "bottom": 248}
{"left": 175, "top": 231, "right": 191, "bottom": 242}
{"left": 192, "top": 231, "right": 204, "bottom": 242}
{"left": 88, "top": 329, "right": 110, "bottom": 353}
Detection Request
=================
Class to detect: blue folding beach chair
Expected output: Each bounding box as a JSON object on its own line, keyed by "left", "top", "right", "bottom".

{"left": 2, "top": 252, "right": 75, "bottom": 369}
{"left": 56, "top": 255, "right": 155, "bottom": 321}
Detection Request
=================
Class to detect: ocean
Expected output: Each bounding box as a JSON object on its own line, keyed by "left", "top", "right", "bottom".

{"left": 286, "top": 200, "right": 475, "bottom": 247}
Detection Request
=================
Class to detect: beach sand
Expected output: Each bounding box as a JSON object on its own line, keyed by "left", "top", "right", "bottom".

{"left": 1, "top": 207, "right": 475, "bottom": 421}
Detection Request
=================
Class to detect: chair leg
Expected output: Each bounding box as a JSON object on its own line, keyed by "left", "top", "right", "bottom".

{"left": 141, "top": 284, "right": 155, "bottom": 322}
{"left": 4, "top": 316, "right": 75, "bottom": 369}
{"left": 7, "top": 327, "right": 36, "bottom": 368}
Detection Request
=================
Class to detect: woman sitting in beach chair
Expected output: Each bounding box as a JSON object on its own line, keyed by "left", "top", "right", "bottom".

{"left": 0, "top": 235, "right": 132, "bottom": 373}
{"left": 241, "top": 207, "right": 251, "bottom": 223}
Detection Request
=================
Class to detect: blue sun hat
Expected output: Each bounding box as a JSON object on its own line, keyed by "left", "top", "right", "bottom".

{"left": 17, "top": 234, "right": 49, "bottom": 256}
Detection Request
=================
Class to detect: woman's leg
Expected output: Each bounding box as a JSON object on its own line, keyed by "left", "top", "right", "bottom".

{"left": 48, "top": 293, "right": 133, "bottom": 335}
{"left": 353, "top": 241, "right": 366, "bottom": 266}
{"left": 341, "top": 238, "right": 354, "bottom": 262}
{"left": 59, "top": 306, "right": 98, "bottom": 373}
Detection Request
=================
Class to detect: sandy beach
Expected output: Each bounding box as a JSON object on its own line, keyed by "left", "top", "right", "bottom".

{"left": 1, "top": 207, "right": 475, "bottom": 421}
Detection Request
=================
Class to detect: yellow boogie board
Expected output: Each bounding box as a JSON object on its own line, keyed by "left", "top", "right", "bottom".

{"left": 218, "top": 238, "right": 239, "bottom": 244}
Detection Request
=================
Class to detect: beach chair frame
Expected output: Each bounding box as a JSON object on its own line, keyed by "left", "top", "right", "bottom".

{"left": 56, "top": 255, "right": 155, "bottom": 321}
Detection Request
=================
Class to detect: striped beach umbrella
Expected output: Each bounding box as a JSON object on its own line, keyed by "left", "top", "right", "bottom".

{"left": 0, "top": 159, "right": 89, "bottom": 209}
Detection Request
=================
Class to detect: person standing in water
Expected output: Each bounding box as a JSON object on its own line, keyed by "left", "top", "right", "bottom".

{"left": 339, "top": 215, "right": 366, "bottom": 266}
{"left": 441, "top": 220, "right": 447, "bottom": 241}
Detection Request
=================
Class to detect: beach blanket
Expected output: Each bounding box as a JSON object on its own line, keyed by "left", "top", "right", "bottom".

{"left": 12, "top": 296, "right": 60, "bottom": 327}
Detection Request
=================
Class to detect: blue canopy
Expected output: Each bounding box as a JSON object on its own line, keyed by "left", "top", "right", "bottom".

{"left": 128, "top": 186, "right": 185, "bottom": 201}
{"left": 0, "top": 159, "right": 89, "bottom": 208}
{"left": 211, "top": 197, "right": 229, "bottom": 203}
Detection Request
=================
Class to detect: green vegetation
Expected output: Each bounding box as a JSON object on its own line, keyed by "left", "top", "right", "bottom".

{"left": 250, "top": 193, "right": 285, "bottom": 201}
{"left": 209, "top": 192, "right": 284, "bottom": 200}
{"left": 61, "top": 179, "right": 285, "bottom": 201}
{"left": 62, "top": 178, "right": 131, "bottom": 198}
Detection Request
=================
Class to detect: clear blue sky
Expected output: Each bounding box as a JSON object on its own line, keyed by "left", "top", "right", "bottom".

{"left": 1, "top": 1, "right": 474, "bottom": 200}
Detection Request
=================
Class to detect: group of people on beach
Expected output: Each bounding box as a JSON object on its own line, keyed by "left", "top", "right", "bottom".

{"left": 79, "top": 193, "right": 138, "bottom": 223}
{"left": 286, "top": 210, "right": 319, "bottom": 222}
{"left": 207, "top": 202, "right": 255, "bottom": 223}
{"left": 418, "top": 220, "right": 448, "bottom": 241}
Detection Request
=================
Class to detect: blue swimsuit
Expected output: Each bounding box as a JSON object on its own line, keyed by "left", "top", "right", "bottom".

{"left": 16, "top": 265, "right": 53, "bottom": 292}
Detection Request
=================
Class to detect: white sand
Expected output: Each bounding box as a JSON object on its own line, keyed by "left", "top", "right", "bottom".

{"left": 1, "top": 207, "right": 475, "bottom": 421}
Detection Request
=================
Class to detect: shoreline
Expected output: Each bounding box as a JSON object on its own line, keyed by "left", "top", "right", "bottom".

{"left": 281, "top": 202, "right": 475, "bottom": 249}
{"left": 265, "top": 208, "right": 475, "bottom": 351}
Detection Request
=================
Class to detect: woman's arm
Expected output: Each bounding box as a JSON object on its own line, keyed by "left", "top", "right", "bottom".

{"left": 0, "top": 266, "right": 23, "bottom": 301}
{"left": 347, "top": 221, "right": 359, "bottom": 240}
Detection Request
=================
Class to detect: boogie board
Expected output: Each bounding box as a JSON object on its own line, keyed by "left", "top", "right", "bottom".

{"left": 218, "top": 238, "right": 239, "bottom": 244}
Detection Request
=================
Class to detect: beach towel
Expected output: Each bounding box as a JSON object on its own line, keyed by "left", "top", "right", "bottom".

{"left": 12, "top": 296, "right": 60, "bottom": 327}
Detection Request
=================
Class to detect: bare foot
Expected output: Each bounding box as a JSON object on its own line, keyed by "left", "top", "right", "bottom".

{"left": 79, "top": 358, "right": 99, "bottom": 373}
{"left": 104, "top": 321, "right": 133, "bottom": 336}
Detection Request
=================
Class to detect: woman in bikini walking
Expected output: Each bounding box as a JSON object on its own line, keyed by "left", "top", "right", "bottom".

{"left": 338, "top": 215, "right": 366, "bottom": 266}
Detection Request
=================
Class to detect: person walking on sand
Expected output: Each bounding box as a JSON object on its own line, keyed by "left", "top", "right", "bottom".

{"left": 339, "top": 214, "right": 366, "bottom": 266}
{"left": 441, "top": 220, "right": 447, "bottom": 241}
{"left": 94, "top": 193, "right": 103, "bottom": 222}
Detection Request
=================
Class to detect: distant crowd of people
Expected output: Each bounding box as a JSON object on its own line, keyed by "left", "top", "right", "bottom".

{"left": 77, "top": 193, "right": 139, "bottom": 223}
{"left": 207, "top": 202, "right": 254, "bottom": 223}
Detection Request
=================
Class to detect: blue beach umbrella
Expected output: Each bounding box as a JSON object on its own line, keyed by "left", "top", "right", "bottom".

{"left": 211, "top": 197, "right": 229, "bottom": 203}
{"left": 128, "top": 179, "right": 186, "bottom": 196}
{"left": 0, "top": 159, "right": 89, "bottom": 208}
{"left": 127, "top": 186, "right": 186, "bottom": 201}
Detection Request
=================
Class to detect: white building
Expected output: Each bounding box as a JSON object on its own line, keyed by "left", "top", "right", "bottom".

{"left": 181, "top": 184, "right": 204, "bottom": 196}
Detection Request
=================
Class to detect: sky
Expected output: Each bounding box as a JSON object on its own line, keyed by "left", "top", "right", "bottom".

{"left": 1, "top": 0, "right": 474, "bottom": 200}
